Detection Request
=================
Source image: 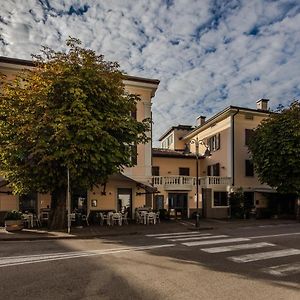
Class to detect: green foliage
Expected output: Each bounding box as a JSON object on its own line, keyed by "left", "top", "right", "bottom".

{"left": 5, "top": 210, "right": 23, "bottom": 220}
{"left": 229, "top": 187, "right": 245, "bottom": 218}
{"left": 248, "top": 101, "right": 300, "bottom": 195}
{"left": 0, "top": 38, "right": 151, "bottom": 195}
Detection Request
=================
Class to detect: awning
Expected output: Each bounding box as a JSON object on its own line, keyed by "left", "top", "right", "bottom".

{"left": 253, "top": 188, "right": 277, "bottom": 194}
{"left": 108, "top": 173, "right": 158, "bottom": 193}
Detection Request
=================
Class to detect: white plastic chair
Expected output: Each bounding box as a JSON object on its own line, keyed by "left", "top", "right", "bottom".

{"left": 147, "top": 212, "right": 156, "bottom": 225}
{"left": 112, "top": 213, "right": 122, "bottom": 226}
{"left": 156, "top": 211, "right": 160, "bottom": 223}
{"left": 122, "top": 212, "right": 129, "bottom": 225}
{"left": 81, "top": 213, "right": 89, "bottom": 226}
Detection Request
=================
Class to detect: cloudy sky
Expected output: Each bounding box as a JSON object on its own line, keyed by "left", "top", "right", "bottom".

{"left": 0, "top": 0, "right": 299, "bottom": 145}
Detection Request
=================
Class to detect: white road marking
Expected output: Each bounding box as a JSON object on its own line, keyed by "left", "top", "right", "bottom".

{"left": 157, "top": 233, "right": 212, "bottom": 239}
{"left": 249, "top": 232, "right": 300, "bottom": 239}
{"left": 0, "top": 244, "right": 175, "bottom": 268}
{"left": 263, "top": 262, "right": 300, "bottom": 277}
{"left": 201, "top": 242, "right": 275, "bottom": 253}
{"left": 182, "top": 238, "right": 250, "bottom": 247}
{"left": 229, "top": 249, "right": 300, "bottom": 263}
{"left": 171, "top": 235, "right": 228, "bottom": 242}
{"left": 146, "top": 231, "right": 199, "bottom": 237}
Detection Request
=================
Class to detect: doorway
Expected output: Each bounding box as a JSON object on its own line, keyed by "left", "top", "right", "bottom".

{"left": 71, "top": 189, "right": 87, "bottom": 214}
{"left": 168, "top": 193, "right": 188, "bottom": 218}
{"left": 117, "top": 188, "right": 132, "bottom": 218}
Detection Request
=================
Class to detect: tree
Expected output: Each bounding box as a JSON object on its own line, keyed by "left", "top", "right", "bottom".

{"left": 0, "top": 38, "right": 151, "bottom": 229}
{"left": 248, "top": 101, "right": 300, "bottom": 196}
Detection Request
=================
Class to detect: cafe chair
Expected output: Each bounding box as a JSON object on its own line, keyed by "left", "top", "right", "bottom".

{"left": 81, "top": 213, "right": 89, "bottom": 226}
{"left": 112, "top": 213, "right": 122, "bottom": 226}
{"left": 156, "top": 211, "right": 160, "bottom": 223}
{"left": 122, "top": 212, "right": 129, "bottom": 225}
{"left": 99, "top": 212, "right": 108, "bottom": 226}
{"left": 147, "top": 212, "right": 156, "bottom": 225}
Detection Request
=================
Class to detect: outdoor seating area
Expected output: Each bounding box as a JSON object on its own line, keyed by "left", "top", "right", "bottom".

{"left": 87, "top": 208, "right": 160, "bottom": 226}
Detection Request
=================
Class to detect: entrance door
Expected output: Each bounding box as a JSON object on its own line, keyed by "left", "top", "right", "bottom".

{"left": 117, "top": 188, "right": 132, "bottom": 218}
{"left": 168, "top": 193, "right": 188, "bottom": 218}
{"left": 71, "top": 189, "right": 87, "bottom": 214}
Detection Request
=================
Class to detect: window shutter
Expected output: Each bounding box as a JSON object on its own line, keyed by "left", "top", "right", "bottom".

{"left": 207, "top": 165, "right": 211, "bottom": 176}
{"left": 217, "top": 133, "right": 221, "bottom": 150}
{"left": 245, "top": 160, "right": 254, "bottom": 176}
{"left": 213, "top": 163, "right": 220, "bottom": 176}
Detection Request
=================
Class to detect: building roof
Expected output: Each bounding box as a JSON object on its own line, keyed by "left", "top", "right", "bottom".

{"left": 183, "top": 105, "right": 272, "bottom": 140}
{"left": 0, "top": 56, "right": 160, "bottom": 85}
{"left": 158, "top": 125, "right": 194, "bottom": 141}
{"left": 152, "top": 148, "right": 202, "bottom": 159}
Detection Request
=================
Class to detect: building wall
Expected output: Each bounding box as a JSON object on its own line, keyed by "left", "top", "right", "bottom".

{"left": 122, "top": 85, "right": 153, "bottom": 184}
{"left": 0, "top": 59, "right": 159, "bottom": 214}
{"left": 152, "top": 156, "right": 202, "bottom": 217}
{"left": 233, "top": 112, "right": 269, "bottom": 189}
{"left": 0, "top": 192, "right": 19, "bottom": 211}
{"left": 152, "top": 156, "right": 198, "bottom": 177}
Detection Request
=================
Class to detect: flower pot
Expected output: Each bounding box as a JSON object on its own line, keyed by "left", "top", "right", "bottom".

{"left": 5, "top": 219, "right": 24, "bottom": 232}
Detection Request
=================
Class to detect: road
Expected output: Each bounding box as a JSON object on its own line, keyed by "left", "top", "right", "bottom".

{"left": 0, "top": 223, "right": 299, "bottom": 299}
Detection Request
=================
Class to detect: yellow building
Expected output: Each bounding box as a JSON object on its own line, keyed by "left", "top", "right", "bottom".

{"left": 154, "top": 99, "right": 297, "bottom": 219}
{"left": 0, "top": 56, "right": 159, "bottom": 221}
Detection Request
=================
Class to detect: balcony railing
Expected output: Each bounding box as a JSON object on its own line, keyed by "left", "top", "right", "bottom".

{"left": 152, "top": 176, "right": 231, "bottom": 190}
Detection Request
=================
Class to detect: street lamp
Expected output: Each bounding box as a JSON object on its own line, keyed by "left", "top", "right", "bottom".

{"left": 184, "top": 137, "right": 211, "bottom": 228}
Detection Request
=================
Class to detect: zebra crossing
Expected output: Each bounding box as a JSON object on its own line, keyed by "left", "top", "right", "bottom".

{"left": 145, "top": 231, "right": 300, "bottom": 278}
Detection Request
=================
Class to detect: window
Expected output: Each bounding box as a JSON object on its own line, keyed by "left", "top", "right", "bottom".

{"left": 161, "top": 133, "right": 174, "bottom": 149}
{"left": 152, "top": 166, "right": 160, "bottom": 176}
{"left": 207, "top": 163, "right": 220, "bottom": 176}
{"left": 131, "top": 109, "right": 137, "bottom": 119}
{"left": 245, "top": 160, "right": 254, "bottom": 176}
{"left": 207, "top": 133, "right": 221, "bottom": 152}
{"left": 213, "top": 191, "right": 228, "bottom": 206}
{"left": 179, "top": 167, "right": 190, "bottom": 176}
{"left": 245, "top": 129, "right": 254, "bottom": 146}
{"left": 130, "top": 144, "right": 137, "bottom": 165}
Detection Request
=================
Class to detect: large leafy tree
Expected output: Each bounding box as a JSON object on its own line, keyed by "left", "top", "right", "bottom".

{"left": 248, "top": 101, "right": 300, "bottom": 196}
{"left": 0, "top": 38, "right": 150, "bottom": 229}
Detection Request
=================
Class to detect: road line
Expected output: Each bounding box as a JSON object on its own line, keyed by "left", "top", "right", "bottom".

{"left": 182, "top": 238, "right": 250, "bottom": 247}
{"left": 248, "top": 232, "right": 300, "bottom": 239}
{"left": 201, "top": 242, "right": 275, "bottom": 253}
{"left": 146, "top": 231, "right": 199, "bottom": 237}
{"left": 171, "top": 235, "right": 228, "bottom": 242}
{"left": 263, "top": 262, "right": 300, "bottom": 276}
{"left": 229, "top": 249, "right": 300, "bottom": 263}
{"left": 0, "top": 244, "right": 175, "bottom": 268}
{"left": 157, "top": 233, "right": 211, "bottom": 239}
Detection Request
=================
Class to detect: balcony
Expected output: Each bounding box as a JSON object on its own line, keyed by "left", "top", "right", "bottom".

{"left": 152, "top": 176, "right": 231, "bottom": 191}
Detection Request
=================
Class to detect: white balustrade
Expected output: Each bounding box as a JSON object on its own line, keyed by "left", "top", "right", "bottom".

{"left": 152, "top": 176, "right": 231, "bottom": 188}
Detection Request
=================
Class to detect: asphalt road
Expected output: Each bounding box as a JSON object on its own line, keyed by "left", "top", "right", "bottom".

{"left": 0, "top": 223, "right": 299, "bottom": 300}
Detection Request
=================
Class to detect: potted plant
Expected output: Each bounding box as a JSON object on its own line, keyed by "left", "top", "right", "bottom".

{"left": 5, "top": 210, "right": 24, "bottom": 232}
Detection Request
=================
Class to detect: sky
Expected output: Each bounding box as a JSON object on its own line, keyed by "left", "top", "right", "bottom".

{"left": 0, "top": 0, "right": 299, "bottom": 145}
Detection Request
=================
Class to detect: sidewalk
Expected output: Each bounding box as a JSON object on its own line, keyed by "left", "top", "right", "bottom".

{"left": 0, "top": 218, "right": 298, "bottom": 241}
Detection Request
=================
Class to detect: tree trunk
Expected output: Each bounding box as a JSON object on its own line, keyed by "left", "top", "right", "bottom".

{"left": 49, "top": 187, "right": 67, "bottom": 230}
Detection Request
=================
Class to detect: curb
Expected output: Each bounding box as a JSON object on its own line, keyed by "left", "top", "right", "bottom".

{"left": 0, "top": 231, "right": 142, "bottom": 242}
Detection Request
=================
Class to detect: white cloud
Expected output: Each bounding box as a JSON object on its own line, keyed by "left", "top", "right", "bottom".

{"left": 0, "top": 0, "right": 299, "bottom": 145}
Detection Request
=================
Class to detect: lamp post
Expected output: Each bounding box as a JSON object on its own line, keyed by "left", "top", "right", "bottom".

{"left": 67, "top": 168, "right": 71, "bottom": 234}
{"left": 184, "top": 137, "right": 210, "bottom": 228}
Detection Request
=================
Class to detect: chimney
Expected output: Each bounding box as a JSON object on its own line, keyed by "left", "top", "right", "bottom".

{"left": 196, "top": 115, "right": 206, "bottom": 126}
{"left": 256, "top": 99, "right": 269, "bottom": 111}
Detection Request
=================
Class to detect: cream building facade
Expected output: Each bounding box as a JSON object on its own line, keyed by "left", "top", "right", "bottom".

{"left": 0, "top": 56, "right": 159, "bottom": 221}
{"left": 153, "top": 99, "right": 296, "bottom": 219}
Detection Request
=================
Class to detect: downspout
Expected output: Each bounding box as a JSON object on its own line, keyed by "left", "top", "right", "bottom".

{"left": 231, "top": 108, "right": 239, "bottom": 187}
